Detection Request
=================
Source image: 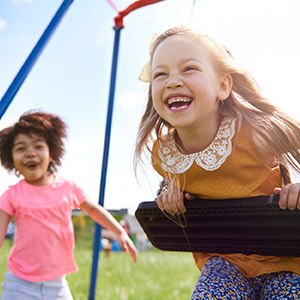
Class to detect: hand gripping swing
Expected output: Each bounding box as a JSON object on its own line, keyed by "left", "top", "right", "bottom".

{"left": 135, "top": 195, "right": 300, "bottom": 257}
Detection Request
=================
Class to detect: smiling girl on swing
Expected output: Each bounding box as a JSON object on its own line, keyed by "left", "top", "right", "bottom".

{"left": 135, "top": 25, "right": 300, "bottom": 299}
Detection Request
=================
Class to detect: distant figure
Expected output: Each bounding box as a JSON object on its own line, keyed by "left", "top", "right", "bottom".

{"left": 5, "top": 221, "right": 15, "bottom": 239}
{"left": 101, "top": 228, "right": 114, "bottom": 257}
{"left": 101, "top": 238, "right": 112, "bottom": 257}
{"left": 0, "top": 111, "right": 138, "bottom": 300}
{"left": 120, "top": 219, "right": 130, "bottom": 235}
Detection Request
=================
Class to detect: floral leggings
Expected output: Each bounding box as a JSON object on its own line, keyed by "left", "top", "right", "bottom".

{"left": 191, "top": 257, "right": 300, "bottom": 300}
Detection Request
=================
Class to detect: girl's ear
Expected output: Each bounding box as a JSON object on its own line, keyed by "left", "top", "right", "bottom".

{"left": 217, "top": 74, "right": 232, "bottom": 101}
{"left": 48, "top": 158, "right": 54, "bottom": 172}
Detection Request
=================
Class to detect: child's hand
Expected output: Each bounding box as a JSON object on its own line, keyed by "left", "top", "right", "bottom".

{"left": 156, "top": 189, "right": 195, "bottom": 214}
{"left": 116, "top": 231, "right": 138, "bottom": 263}
{"left": 274, "top": 183, "right": 300, "bottom": 210}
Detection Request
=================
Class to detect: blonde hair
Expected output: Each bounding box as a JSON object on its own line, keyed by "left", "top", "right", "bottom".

{"left": 134, "top": 26, "right": 300, "bottom": 180}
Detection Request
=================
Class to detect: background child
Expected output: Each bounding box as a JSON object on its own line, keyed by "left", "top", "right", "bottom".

{"left": 135, "top": 25, "right": 300, "bottom": 299}
{"left": 0, "top": 111, "right": 137, "bottom": 300}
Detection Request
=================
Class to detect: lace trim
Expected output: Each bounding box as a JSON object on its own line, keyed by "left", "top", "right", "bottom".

{"left": 158, "top": 117, "right": 236, "bottom": 173}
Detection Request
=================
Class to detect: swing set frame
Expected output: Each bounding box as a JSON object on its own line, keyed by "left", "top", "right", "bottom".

{"left": 0, "top": 1, "right": 165, "bottom": 299}
{"left": 2, "top": 2, "right": 298, "bottom": 300}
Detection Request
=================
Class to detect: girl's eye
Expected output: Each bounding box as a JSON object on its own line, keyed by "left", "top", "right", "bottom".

{"left": 152, "top": 72, "right": 167, "bottom": 79}
{"left": 35, "top": 144, "right": 45, "bottom": 150}
{"left": 14, "top": 147, "right": 25, "bottom": 153}
{"left": 183, "top": 66, "right": 198, "bottom": 72}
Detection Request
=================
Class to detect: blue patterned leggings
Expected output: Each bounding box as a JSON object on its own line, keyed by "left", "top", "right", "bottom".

{"left": 191, "top": 257, "right": 300, "bottom": 300}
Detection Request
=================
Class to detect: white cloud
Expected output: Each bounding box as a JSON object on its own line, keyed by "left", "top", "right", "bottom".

{"left": 0, "top": 18, "right": 7, "bottom": 31}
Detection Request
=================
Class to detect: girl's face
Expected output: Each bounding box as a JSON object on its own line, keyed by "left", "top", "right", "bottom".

{"left": 151, "top": 35, "right": 231, "bottom": 132}
{"left": 12, "top": 133, "right": 53, "bottom": 186}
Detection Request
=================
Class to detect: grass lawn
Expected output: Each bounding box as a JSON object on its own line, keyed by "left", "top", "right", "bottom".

{"left": 0, "top": 227, "right": 199, "bottom": 299}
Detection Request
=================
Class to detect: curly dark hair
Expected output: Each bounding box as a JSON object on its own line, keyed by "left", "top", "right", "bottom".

{"left": 0, "top": 110, "right": 67, "bottom": 173}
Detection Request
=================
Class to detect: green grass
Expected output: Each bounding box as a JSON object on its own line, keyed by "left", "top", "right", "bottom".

{"left": 0, "top": 229, "right": 199, "bottom": 300}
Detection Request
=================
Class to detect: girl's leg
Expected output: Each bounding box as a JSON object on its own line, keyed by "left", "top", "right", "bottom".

{"left": 42, "top": 276, "right": 73, "bottom": 300}
{"left": 1, "top": 272, "right": 41, "bottom": 300}
{"left": 257, "top": 271, "right": 300, "bottom": 300}
{"left": 191, "top": 256, "right": 255, "bottom": 300}
{"left": 1, "top": 272, "right": 73, "bottom": 300}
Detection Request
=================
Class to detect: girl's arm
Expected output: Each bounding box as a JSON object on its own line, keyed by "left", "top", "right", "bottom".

{"left": 253, "top": 136, "right": 300, "bottom": 210}
{"left": 0, "top": 210, "right": 11, "bottom": 248}
{"left": 79, "top": 200, "right": 138, "bottom": 263}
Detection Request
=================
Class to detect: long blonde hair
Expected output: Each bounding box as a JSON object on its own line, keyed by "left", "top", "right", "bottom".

{"left": 134, "top": 25, "right": 300, "bottom": 178}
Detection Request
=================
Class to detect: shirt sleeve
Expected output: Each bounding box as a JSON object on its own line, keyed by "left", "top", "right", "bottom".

{"left": 71, "top": 182, "right": 87, "bottom": 208}
{"left": 0, "top": 188, "right": 14, "bottom": 216}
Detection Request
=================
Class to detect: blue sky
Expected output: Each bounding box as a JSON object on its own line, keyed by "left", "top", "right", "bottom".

{"left": 1, "top": 0, "right": 300, "bottom": 213}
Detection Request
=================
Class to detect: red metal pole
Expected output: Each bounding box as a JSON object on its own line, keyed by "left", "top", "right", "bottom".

{"left": 114, "top": 0, "right": 165, "bottom": 28}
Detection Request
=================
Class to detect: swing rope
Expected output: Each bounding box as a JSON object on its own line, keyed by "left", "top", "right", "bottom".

{"left": 190, "top": 0, "right": 197, "bottom": 20}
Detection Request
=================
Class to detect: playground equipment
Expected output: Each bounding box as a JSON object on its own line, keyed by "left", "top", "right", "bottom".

{"left": 88, "top": 1, "right": 165, "bottom": 298}
{"left": 0, "top": 1, "right": 165, "bottom": 299}
{"left": 0, "top": 0, "right": 74, "bottom": 120}
{"left": 135, "top": 194, "right": 300, "bottom": 257}
{"left": 2, "top": 1, "right": 299, "bottom": 299}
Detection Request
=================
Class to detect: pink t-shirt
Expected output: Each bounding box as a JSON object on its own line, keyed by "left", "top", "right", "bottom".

{"left": 0, "top": 176, "right": 86, "bottom": 282}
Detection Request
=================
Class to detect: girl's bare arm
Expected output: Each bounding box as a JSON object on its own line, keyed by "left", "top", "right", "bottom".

{"left": 80, "top": 200, "right": 138, "bottom": 263}
{"left": 0, "top": 210, "right": 11, "bottom": 248}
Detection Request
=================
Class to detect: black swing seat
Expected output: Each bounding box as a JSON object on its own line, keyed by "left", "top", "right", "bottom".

{"left": 135, "top": 195, "right": 300, "bottom": 257}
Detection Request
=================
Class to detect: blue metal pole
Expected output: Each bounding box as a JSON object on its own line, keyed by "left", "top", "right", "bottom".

{"left": 0, "top": 0, "right": 74, "bottom": 119}
{"left": 88, "top": 26, "right": 123, "bottom": 300}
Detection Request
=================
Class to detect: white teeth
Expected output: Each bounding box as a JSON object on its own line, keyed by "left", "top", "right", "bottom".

{"left": 170, "top": 104, "right": 189, "bottom": 110}
{"left": 167, "top": 97, "right": 191, "bottom": 105}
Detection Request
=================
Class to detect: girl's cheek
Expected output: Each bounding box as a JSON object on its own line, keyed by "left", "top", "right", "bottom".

{"left": 151, "top": 82, "right": 156, "bottom": 94}
{"left": 151, "top": 83, "right": 161, "bottom": 99}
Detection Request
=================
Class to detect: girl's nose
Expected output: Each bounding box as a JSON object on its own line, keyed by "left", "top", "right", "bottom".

{"left": 165, "top": 75, "right": 183, "bottom": 89}
{"left": 25, "top": 148, "right": 36, "bottom": 157}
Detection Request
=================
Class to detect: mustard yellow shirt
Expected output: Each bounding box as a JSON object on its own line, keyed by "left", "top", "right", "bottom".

{"left": 152, "top": 117, "right": 300, "bottom": 277}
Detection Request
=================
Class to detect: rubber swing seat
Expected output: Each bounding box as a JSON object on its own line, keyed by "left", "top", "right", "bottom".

{"left": 135, "top": 195, "right": 300, "bottom": 257}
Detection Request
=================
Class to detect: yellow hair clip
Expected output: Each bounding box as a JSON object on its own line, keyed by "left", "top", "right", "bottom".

{"left": 138, "top": 33, "right": 159, "bottom": 83}
{"left": 138, "top": 60, "right": 150, "bottom": 82}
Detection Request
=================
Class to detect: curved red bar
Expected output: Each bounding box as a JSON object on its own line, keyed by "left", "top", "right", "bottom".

{"left": 114, "top": 0, "right": 165, "bottom": 28}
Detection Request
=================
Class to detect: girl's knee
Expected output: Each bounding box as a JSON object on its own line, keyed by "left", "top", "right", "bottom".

{"left": 191, "top": 257, "right": 255, "bottom": 300}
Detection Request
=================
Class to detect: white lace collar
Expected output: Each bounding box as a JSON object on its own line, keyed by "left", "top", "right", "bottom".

{"left": 158, "top": 117, "right": 236, "bottom": 173}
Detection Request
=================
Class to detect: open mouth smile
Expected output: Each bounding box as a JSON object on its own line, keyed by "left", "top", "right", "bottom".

{"left": 25, "top": 161, "right": 39, "bottom": 170}
{"left": 167, "top": 97, "right": 193, "bottom": 110}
